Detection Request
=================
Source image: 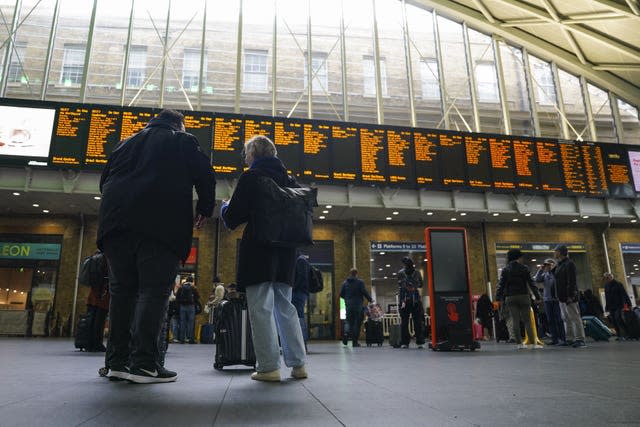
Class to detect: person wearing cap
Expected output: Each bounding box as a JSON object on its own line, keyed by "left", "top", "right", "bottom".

{"left": 553, "top": 245, "right": 586, "bottom": 348}
{"left": 534, "top": 259, "right": 566, "bottom": 345}
{"left": 397, "top": 256, "right": 426, "bottom": 349}
{"left": 495, "top": 249, "right": 541, "bottom": 349}
{"left": 603, "top": 272, "right": 631, "bottom": 341}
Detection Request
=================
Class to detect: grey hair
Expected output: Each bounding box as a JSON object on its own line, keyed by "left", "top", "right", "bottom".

{"left": 603, "top": 272, "right": 613, "bottom": 278}
{"left": 244, "top": 135, "right": 277, "bottom": 165}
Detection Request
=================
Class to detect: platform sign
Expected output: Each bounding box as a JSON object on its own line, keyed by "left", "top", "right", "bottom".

{"left": 425, "top": 227, "right": 478, "bottom": 351}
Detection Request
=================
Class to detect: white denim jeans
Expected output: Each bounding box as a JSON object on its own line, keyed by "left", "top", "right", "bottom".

{"left": 246, "top": 282, "right": 306, "bottom": 373}
{"left": 559, "top": 301, "right": 585, "bottom": 342}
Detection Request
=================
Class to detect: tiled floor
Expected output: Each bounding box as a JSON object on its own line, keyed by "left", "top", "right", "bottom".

{"left": 1, "top": 338, "right": 639, "bottom": 426}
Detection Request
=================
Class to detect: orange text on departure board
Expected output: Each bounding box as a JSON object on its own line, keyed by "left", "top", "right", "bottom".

{"left": 184, "top": 115, "right": 212, "bottom": 130}
{"left": 440, "top": 133, "right": 465, "bottom": 186}
{"left": 332, "top": 124, "right": 357, "bottom": 181}
{"left": 581, "top": 144, "right": 608, "bottom": 194}
{"left": 489, "top": 138, "right": 515, "bottom": 189}
{"left": 464, "top": 136, "right": 491, "bottom": 188}
{"left": 213, "top": 117, "right": 242, "bottom": 152}
{"left": 274, "top": 121, "right": 301, "bottom": 147}
{"left": 121, "top": 111, "right": 150, "bottom": 140}
{"left": 303, "top": 123, "right": 330, "bottom": 179}
{"left": 245, "top": 118, "right": 272, "bottom": 139}
{"left": 85, "top": 109, "right": 120, "bottom": 165}
{"left": 559, "top": 143, "right": 586, "bottom": 194}
{"left": 414, "top": 131, "right": 437, "bottom": 184}
{"left": 360, "top": 127, "right": 386, "bottom": 182}
{"left": 55, "top": 107, "right": 88, "bottom": 138}
{"left": 512, "top": 139, "right": 535, "bottom": 189}
{"left": 387, "top": 129, "right": 411, "bottom": 183}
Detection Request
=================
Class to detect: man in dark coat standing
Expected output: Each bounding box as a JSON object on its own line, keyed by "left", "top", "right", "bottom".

{"left": 292, "top": 254, "right": 311, "bottom": 345}
{"left": 604, "top": 272, "right": 632, "bottom": 340}
{"left": 553, "top": 245, "right": 586, "bottom": 348}
{"left": 97, "top": 109, "right": 215, "bottom": 383}
{"left": 340, "top": 268, "right": 373, "bottom": 347}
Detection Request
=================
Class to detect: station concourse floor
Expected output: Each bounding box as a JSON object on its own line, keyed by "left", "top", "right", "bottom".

{"left": 0, "top": 338, "right": 639, "bottom": 427}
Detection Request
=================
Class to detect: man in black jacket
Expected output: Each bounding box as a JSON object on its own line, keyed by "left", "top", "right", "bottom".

{"left": 340, "top": 268, "right": 373, "bottom": 347}
{"left": 397, "top": 257, "right": 426, "bottom": 349}
{"left": 98, "top": 109, "right": 215, "bottom": 383}
{"left": 553, "top": 245, "right": 586, "bottom": 348}
{"left": 496, "top": 249, "right": 541, "bottom": 349}
{"left": 292, "top": 254, "right": 311, "bottom": 345}
{"left": 604, "top": 272, "right": 631, "bottom": 340}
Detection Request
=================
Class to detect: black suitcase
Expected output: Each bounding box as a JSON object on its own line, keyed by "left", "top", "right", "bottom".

{"left": 365, "top": 320, "right": 384, "bottom": 346}
{"left": 74, "top": 312, "right": 93, "bottom": 351}
{"left": 623, "top": 310, "right": 640, "bottom": 340}
{"left": 494, "top": 310, "right": 510, "bottom": 343}
{"left": 214, "top": 299, "right": 256, "bottom": 370}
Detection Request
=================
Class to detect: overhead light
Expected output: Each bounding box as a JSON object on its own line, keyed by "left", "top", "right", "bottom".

{"left": 12, "top": 192, "right": 20, "bottom": 196}
{"left": 42, "top": 210, "right": 50, "bottom": 213}
{"left": 460, "top": 212, "right": 467, "bottom": 216}
{"left": 370, "top": 258, "right": 374, "bottom": 262}
{"left": 325, "top": 205, "right": 332, "bottom": 209}
{"left": 451, "top": 218, "right": 457, "bottom": 221}
{"left": 512, "top": 218, "right": 519, "bottom": 222}
{"left": 426, "top": 212, "right": 433, "bottom": 216}
{"left": 386, "top": 217, "right": 392, "bottom": 220}
{"left": 4, "top": 288, "right": 8, "bottom": 291}
{"left": 385, "top": 264, "right": 390, "bottom": 268}
{"left": 319, "top": 216, "right": 325, "bottom": 220}
{"left": 524, "top": 213, "right": 531, "bottom": 217}
{"left": 378, "top": 268, "right": 383, "bottom": 271}
{"left": 582, "top": 215, "right": 589, "bottom": 219}
{"left": 392, "top": 272, "right": 397, "bottom": 276}
{"left": 392, "top": 211, "right": 399, "bottom": 215}
{"left": 532, "top": 259, "right": 537, "bottom": 262}
{"left": 633, "top": 264, "right": 638, "bottom": 267}
{"left": 94, "top": 196, "right": 101, "bottom": 200}
{"left": 572, "top": 219, "right": 579, "bottom": 223}
{"left": 13, "top": 290, "right": 17, "bottom": 293}
{"left": 631, "top": 219, "right": 637, "bottom": 223}
{"left": 379, "top": 252, "right": 385, "bottom": 255}
{"left": 32, "top": 203, "right": 39, "bottom": 207}
{"left": 322, "top": 210, "right": 329, "bottom": 214}
{"left": 423, "top": 258, "right": 427, "bottom": 262}
{"left": 384, "top": 276, "right": 388, "bottom": 279}
{"left": 20, "top": 291, "right": 24, "bottom": 295}
{"left": 493, "top": 213, "right": 500, "bottom": 217}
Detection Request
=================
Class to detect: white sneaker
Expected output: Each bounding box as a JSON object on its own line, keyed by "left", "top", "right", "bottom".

{"left": 251, "top": 369, "right": 281, "bottom": 382}
{"left": 516, "top": 344, "right": 528, "bottom": 350}
{"left": 532, "top": 344, "right": 544, "bottom": 349}
{"left": 401, "top": 345, "right": 409, "bottom": 349}
{"left": 291, "top": 366, "right": 307, "bottom": 379}
{"left": 417, "top": 344, "right": 425, "bottom": 349}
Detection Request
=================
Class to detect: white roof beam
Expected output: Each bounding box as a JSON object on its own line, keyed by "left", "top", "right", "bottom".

{"left": 625, "top": 0, "right": 640, "bottom": 16}
{"left": 593, "top": 63, "right": 640, "bottom": 71}
{"left": 470, "top": 0, "right": 495, "bottom": 23}
{"left": 591, "top": 0, "right": 640, "bottom": 18}
{"left": 540, "top": 0, "right": 587, "bottom": 65}
{"left": 408, "top": 0, "right": 640, "bottom": 106}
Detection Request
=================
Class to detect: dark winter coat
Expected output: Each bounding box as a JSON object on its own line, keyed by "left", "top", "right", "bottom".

{"left": 496, "top": 261, "right": 540, "bottom": 301}
{"left": 553, "top": 257, "right": 578, "bottom": 303}
{"left": 339, "top": 277, "right": 372, "bottom": 309}
{"left": 293, "top": 255, "right": 311, "bottom": 294}
{"left": 97, "top": 117, "right": 215, "bottom": 261}
{"left": 221, "top": 156, "right": 299, "bottom": 292}
{"left": 397, "top": 267, "right": 423, "bottom": 304}
{"left": 604, "top": 279, "right": 631, "bottom": 312}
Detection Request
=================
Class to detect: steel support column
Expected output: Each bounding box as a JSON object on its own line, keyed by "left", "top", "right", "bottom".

{"left": 402, "top": 0, "right": 416, "bottom": 127}
{"left": 372, "top": 0, "right": 384, "bottom": 125}
{"left": 119, "top": 0, "right": 136, "bottom": 106}
{"left": 340, "top": 0, "right": 349, "bottom": 121}
{"left": 551, "top": 62, "right": 570, "bottom": 139}
{"left": 462, "top": 22, "right": 480, "bottom": 132}
{"left": 306, "top": 0, "right": 313, "bottom": 119}
{"left": 271, "top": 0, "right": 277, "bottom": 116}
{"left": 522, "top": 48, "right": 541, "bottom": 136}
{"left": 158, "top": 0, "right": 172, "bottom": 108}
{"left": 432, "top": 11, "right": 449, "bottom": 129}
{"left": 0, "top": 0, "right": 22, "bottom": 97}
{"left": 580, "top": 75, "right": 597, "bottom": 140}
{"left": 79, "top": 0, "right": 98, "bottom": 103}
{"left": 234, "top": 0, "right": 243, "bottom": 113}
{"left": 610, "top": 91, "right": 624, "bottom": 143}
{"left": 493, "top": 37, "right": 511, "bottom": 134}
{"left": 196, "top": 0, "right": 207, "bottom": 110}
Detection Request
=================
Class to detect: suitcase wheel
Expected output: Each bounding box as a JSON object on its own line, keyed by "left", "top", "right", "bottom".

{"left": 98, "top": 367, "right": 109, "bottom": 377}
{"left": 214, "top": 362, "right": 224, "bottom": 371}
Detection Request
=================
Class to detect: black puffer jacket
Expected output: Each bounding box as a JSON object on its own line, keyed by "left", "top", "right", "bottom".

{"left": 97, "top": 117, "right": 216, "bottom": 261}
{"left": 496, "top": 261, "right": 540, "bottom": 301}
{"left": 222, "top": 156, "right": 299, "bottom": 291}
{"left": 553, "top": 257, "right": 578, "bottom": 303}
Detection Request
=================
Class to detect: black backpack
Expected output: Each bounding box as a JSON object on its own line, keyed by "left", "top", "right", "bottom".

{"left": 308, "top": 266, "right": 324, "bottom": 293}
{"left": 79, "top": 251, "right": 107, "bottom": 288}
{"left": 250, "top": 175, "right": 318, "bottom": 248}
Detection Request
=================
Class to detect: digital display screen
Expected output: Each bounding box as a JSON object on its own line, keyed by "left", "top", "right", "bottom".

{"left": 1, "top": 98, "right": 639, "bottom": 199}
{"left": 429, "top": 230, "right": 468, "bottom": 292}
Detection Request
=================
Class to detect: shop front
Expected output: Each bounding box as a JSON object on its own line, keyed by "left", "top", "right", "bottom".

{"left": 619, "top": 243, "right": 640, "bottom": 306}
{"left": 0, "top": 237, "right": 62, "bottom": 336}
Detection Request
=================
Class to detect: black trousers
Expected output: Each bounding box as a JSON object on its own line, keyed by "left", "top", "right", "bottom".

{"left": 103, "top": 232, "right": 179, "bottom": 370}
{"left": 87, "top": 305, "right": 108, "bottom": 351}
{"left": 345, "top": 307, "right": 364, "bottom": 345}
{"left": 400, "top": 300, "right": 425, "bottom": 346}
{"left": 611, "top": 308, "right": 627, "bottom": 338}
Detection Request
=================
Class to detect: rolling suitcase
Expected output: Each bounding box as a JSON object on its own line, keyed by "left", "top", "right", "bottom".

{"left": 365, "top": 320, "right": 384, "bottom": 346}
{"left": 623, "top": 310, "right": 640, "bottom": 340}
{"left": 582, "top": 315, "right": 612, "bottom": 341}
{"left": 388, "top": 321, "right": 401, "bottom": 348}
{"left": 74, "top": 312, "right": 93, "bottom": 351}
{"left": 494, "top": 310, "right": 510, "bottom": 343}
{"left": 214, "top": 299, "right": 256, "bottom": 370}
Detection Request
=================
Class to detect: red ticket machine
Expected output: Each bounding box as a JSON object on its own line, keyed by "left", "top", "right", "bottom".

{"left": 425, "top": 227, "right": 479, "bottom": 351}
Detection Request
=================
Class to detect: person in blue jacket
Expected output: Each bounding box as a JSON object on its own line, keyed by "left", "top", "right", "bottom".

{"left": 340, "top": 269, "right": 373, "bottom": 347}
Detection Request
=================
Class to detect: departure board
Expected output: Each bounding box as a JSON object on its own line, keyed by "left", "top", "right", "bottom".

{"left": 536, "top": 141, "right": 564, "bottom": 193}
{"left": 302, "top": 121, "right": 331, "bottom": 181}
{"left": 3, "top": 97, "right": 640, "bottom": 200}
{"left": 184, "top": 112, "right": 213, "bottom": 158}
{"left": 488, "top": 136, "right": 516, "bottom": 190}
{"left": 386, "top": 128, "right": 414, "bottom": 187}
{"left": 580, "top": 142, "right": 608, "bottom": 197}
{"left": 359, "top": 126, "right": 387, "bottom": 184}
{"left": 50, "top": 105, "right": 90, "bottom": 167}
{"left": 558, "top": 141, "right": 588, "bottom": 195}
{"left": 600, "top": 144, "right": 635, "bottom": 198}
{"left": 212, "top": 114, "right": 243, "bottom": 175}
{"left": 273, "top": 118, "right": 303, "bottom": 177}
{"left": 413, "top": 129, "right": 440, "bottom": 187}
{"left": 464, "top": 134, "right": 492, "bottom": 189}
{"left": 439, "top": 131, "right": 466, "bottom": 187}
{"left": 512, "top": 137, "right": 539, "bottom": 192}
{"left": 331, "top": 122, "right": 359, "bottom": 183}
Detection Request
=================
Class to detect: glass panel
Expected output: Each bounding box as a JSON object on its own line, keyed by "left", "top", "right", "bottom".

{"left": 343, "top": 0, "right": 376, "bottom": 124}
{"left": 362, "top": 55, "right": 386, "bottom": 97}
{"left": 375, "top": 0, "right": 409, "bottom": 126}
{"left": 240, "top": 0, "right": 272, "bottom": 115}
{"left": 0, "top": 0, "right": 16, "bottom": 86}
{"left": 437, "top": 16, "right": 473, "bottom": 131}
{"left": 46, "top": 0, "right": 93, "bottom": 101}
{"left": 499, "top": 44, "right": 532, "bottom": 136}
{"left": 617, "top": 98, "right": 640, "bottom": 145}
{"left": 528, "top": 55, "right": 560, "bottom": 138}
{"left": 309, "top": 0, "right": 343, "bottom": 121}
{"left": 468, "top": 28, "right": 500, "bottom": 133}
{"left": 201, "top": 0, "right": 238, "bottom": 112}
{"left": 276, "top": 0, "right": 308, "bottom": 118}
{"left": 127, "top": 46, "right": 147, "bottom": 88}
{"left": 405, "top": 5, "right": 441, "bottom": 128}
{"left": 557, "top": 69, "right": 589, "bottom": 140}
{"left": 587, "top": 83, "right": 616, "bottom": 143}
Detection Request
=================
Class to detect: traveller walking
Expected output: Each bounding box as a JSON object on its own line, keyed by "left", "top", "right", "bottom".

{"left": 176, "top": 276, "right": 200, "bottom": 344}
{"left": 98, "top": 109, "right": 216, "bottom": 383}
{"left": 339, "top": 269, "right": 373, "bottom": 347}
{"left": 603, "top": 272, "right": 631, "bottom": 341}
{"left": 533, "top": 259, "right": 566, "bottom": 345}
{"left": 397, "top": 257, "right": 426, "bottom": 349}
{"left": 292, "top": 254, "right": 311, "bottom": 345}
{"left": 553, "top": 245, "right": 587, "bottom": 348}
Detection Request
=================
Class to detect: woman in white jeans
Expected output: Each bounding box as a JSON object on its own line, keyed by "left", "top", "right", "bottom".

{"left": 221, "top": 135, "right": 307, "bottom": 382}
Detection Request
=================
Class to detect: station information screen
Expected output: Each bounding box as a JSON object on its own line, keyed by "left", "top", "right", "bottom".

{"left": 1, "top": 97, "right": 640, "bottom": 199}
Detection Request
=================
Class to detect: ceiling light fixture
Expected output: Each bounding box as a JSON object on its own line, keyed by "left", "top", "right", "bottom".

{"left": 322, "top": 210, "right": 329, "bottom": 214}
{"left": 379, "top": 252, "right": 385, "bottom": 255}
{"left": 325, "top": 205, "right": 332, "bottom": 209}
{"left": 32, "top": 203, "right": 39, "bottom": 207}
{"left": 524, "top": 213, "right": 531, "bottom": 217}
{"left": 460, "top": 212, "right": 467, "bottom": 216}
{"left": 42, "top": 210, "right": 50, "bottom": 213}
{"left": 493, "top": 213, "right": 500, "bottom": 217}
{"left": 386, "top": 217, "right": 392, "bottom": 220}
{"left": 450, "top": 218, "right": 457, "bottom": 221}
{"left": 512, "top": 218, "right": 519, "bottom": 222}
{"left": 426, "top": 212, "right": 433, "bottom": 216}
{"left": 12, "top": 192, "right": 20, "bottom": 196}
{"left": 392, "top": 211, "right": 399, "bottom": 215}
{"left": 631, "top": 219, "right": 637, "bottom": 223}
{"left": 94, "top": 196, "right": 101, "bottom": 200}
{"left": 572, "top": 219, "right": 579, "bottom": 223}
{"left": 319, "top": 216, "right": 325, "bottom": 220}
{"left": 582, "top": 215, "right": 589, "bottom": 219}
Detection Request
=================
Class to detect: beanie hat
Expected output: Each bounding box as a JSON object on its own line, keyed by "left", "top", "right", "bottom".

{"left": 554, "top": 244, "right": 568, "bottom": 256}
{"left": 507, "top": 249, "right": 523, "bottom": 262}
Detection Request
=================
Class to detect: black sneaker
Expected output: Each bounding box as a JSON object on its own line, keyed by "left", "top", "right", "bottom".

{"left": 107, "top": 366, "right": 130, "bottom": 382}
{"left": 127, "top": 366, "right": 177, "bottom": 384}
{"left": 342, "top": 336, "right": 348, "bottom": 346}
{"left": 572, "top": 340, "right": 587, "bottom": 349}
